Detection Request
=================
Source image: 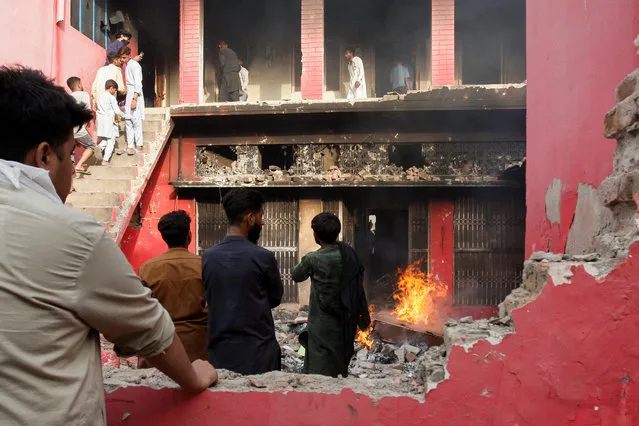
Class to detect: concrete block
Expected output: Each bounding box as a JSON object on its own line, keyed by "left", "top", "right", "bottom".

{"left": 522, "top": 260, "right": 550, "bottom": 294}
{"left": 604, "top": 93, "right": 639, "bottom": 139}
{"left": 597, "top": 174, "right": 622, "bottom": 206}
{"left": 613, "top": 133, "right": 639, "bottom": 173}
{"left": 615, "top": 69, "right": 639, "bottom": 103}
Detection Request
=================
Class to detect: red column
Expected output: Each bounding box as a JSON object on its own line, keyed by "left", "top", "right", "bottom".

{"left": 301, "top": 0, "right": 324, "bottom": 100}
{"left": 429, "top": 200, "right": 454, "bottom": 291}
{"left": 431, "top": 0, "right": 455, "bottom": 86}
{"left": 179, "top": 0, "right": 203, "bottom": 104}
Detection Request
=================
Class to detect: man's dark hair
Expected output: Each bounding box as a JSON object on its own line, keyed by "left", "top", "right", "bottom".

{"left": 222, "top": 189, "right": 265, "bottom": 225}
{"left": 116, "top": 30, "right": 132, "bottom": 39}
{"left": 158, "top": 210, "right": 191, "bottom": 248}
{"left": 105, "top": 79, "right": 118, "bottom": 90}
{"left": 118, "top": 46, "right": 132, "bottom": 56}
{"left": 219, "top": 40, "right": 228, "bottom": 47}
{"left": 66, "top": 76, "right": 81, "bottom": 90}
{"left": 0, "top": 66, "right": 93, "bottom": 162}
{"left": 311, "top": 213, "right": 341, "bottom": 244}
{"left": 107, "top": 52, "right": 120, "bottom": 64}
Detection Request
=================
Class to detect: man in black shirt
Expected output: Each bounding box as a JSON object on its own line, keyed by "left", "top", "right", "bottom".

{"left": 218, "top": 41, "right": 242, "bottom": 102}
{"left": 202, "top": 189, "right": 283, "bottom": 374}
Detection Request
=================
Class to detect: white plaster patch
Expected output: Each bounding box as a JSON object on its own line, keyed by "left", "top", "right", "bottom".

{"left": 545, "top": 178, "right": 563, "bottom": 224}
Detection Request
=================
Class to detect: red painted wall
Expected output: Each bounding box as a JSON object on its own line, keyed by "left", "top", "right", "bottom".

{"left": 525, "top": 0, "right": 639, "bottom": 255}
{"left": 110, "top": 1, "right": 639, "bottom": 425}
{"left": 120, "top": 144, "right": 197, "bottom": 272}
{"left": 179, "top": 0, "right": 202, "bottom": 104}
{"left": 431, "top": 0, "right": 455, "bottom": 86}
{"left": 106, "top": 251, "right": 639, "bottom": 424}
{"left": 301, "top": 0, "right": 324, "bottom": 100}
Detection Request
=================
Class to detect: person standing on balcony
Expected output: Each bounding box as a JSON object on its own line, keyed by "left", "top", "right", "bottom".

{"left": 139, "top": 210, "right": 208, "bottom": 363}
{"left": 390, "top": 60, "right": 411, "bottom": 94}
{"left": 0, "top": 66, "right": 218, "bottom": 426}
{"left": 345, "top": 48, "right": 367, "bottom": 100}
{"left": 291, "top": 213, "right": 371, "bottom": 377}
{"left": 118, "top": 46, "right": 144, "bottom": 155}
{"left": 202, "top": 189, "right": 283, "bottom": 374}
{"left": 218, "top": 41, "right": 242, "bottom": 102}
{"left": 238, "top": 59, "right": 249, "bottom": 102}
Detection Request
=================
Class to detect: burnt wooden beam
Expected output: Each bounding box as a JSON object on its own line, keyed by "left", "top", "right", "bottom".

{"left": 190, "top": 132, "right": 526, "bottom": 146}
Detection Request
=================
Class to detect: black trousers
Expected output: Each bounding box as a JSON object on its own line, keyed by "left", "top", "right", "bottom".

{"left": 220, "top": 74, "right": 241, "bottom": 102}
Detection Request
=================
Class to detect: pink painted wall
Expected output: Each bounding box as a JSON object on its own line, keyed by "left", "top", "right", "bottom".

{"left": 1, "top": 1, "right": 56, "bottom": 74}
{"left": 0, "top": 0, "right": 105, "bottom": 90}
{"left": 525, "top": 0, "right": 639, "bottom": 256}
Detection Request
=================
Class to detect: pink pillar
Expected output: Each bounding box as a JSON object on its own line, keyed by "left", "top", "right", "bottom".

{"left": 431, "top": 0, "right": 455, "bottom": 86}
{"left": 301, "top": 0, "right": 324, "bottom": 100}
{"left": 179, "top": 0, "right": 203, "bottom": 104}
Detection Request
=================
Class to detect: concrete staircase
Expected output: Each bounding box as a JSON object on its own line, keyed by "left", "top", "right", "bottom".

{"left": 66, "top": 108, "right": 173, "bottom": 242}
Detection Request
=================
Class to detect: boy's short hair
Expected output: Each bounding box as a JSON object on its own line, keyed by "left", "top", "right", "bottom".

{"left": 105, "top": 79, "right": 118, "bottom": 91}
{"left": 0, "top": 66, "right": 92, "bottom": 162}
{"left": 222, "top": 189, "right": 264, "bottom": 225}
{"left": 311, "top": 213, "right": 341, "bottom": 244}
{"left": 107, "top": 52, "right": 120, "bottom": 64}
{"left": 118, "top": 46, "right": 132, "bottom": 56}
{"left": 66, "top": 76, "right": 81, "bottom": 90}
{"left": 158, "top": 210, "right": 191, "bottom": 248}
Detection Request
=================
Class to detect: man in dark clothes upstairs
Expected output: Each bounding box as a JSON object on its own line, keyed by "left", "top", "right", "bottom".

{"left": 202, "top": 189, "right": 284, "bottom": 374}
{"left": 292, "top": 213, "right": 371, "bottom": 377}
{"left": 217, "top": 40, "right": 242, "bottom": 102}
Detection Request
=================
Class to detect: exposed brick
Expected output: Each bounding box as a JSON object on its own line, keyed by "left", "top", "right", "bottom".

{"left": 179, "top": 0, "right": 203, "bottom": 104}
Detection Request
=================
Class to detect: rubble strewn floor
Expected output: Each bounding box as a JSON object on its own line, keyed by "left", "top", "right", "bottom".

{"left": 102, "top": 308, "right": 515, "bottom": 399}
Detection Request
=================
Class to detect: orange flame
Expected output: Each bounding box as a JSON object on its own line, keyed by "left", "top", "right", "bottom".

{"left": 392, "top": 259, "right": 448, "bottom": 327}
{"left": 355, "top": 305, "right": 375, "bottom": 350}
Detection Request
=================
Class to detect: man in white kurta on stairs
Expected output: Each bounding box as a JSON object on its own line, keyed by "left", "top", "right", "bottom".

{"left": 119, "top": 46, "right": 145, "bottom": 156}
{"left": 345, "top": 48, "right": 367, "bottom": 100}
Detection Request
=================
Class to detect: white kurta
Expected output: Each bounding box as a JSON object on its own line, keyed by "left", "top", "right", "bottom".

{"left": 96, "top": 91, "right": 126, "bottom": 138}
{"left": 91, "top": 64, "right": 125, "bottom": 103}
{"left": 347, "top": 56, "right": 367, "bottom": 100}
{"left": 125, "top": 59, "right": 145, "bottom": 120}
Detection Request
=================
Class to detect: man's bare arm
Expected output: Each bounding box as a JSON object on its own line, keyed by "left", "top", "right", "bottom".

{"left": 146, "top": 332, "right": 218, "bottom": 392}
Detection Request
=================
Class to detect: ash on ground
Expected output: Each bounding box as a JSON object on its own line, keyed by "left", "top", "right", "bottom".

{"left": 274, "top": 309, "right": 449, "bottom": 395}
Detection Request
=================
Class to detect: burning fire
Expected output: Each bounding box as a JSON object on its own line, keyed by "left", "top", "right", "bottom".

{"left": 392, "top": 259, "right": 448, "bottom": 327}
{"left": 355, "top": 305, "right": 375, "bottom": 350}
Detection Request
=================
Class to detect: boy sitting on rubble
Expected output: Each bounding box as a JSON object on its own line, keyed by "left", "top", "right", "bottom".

{"left": 67, "top": 76, "right": 102, "bottom": 174}
{"left": 96, "top": 79, "right": 128, "bottom": 164}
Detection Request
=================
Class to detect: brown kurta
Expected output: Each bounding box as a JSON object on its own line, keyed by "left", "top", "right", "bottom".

{"left": 139, "top": 248, "right": 208, "bottom": 361}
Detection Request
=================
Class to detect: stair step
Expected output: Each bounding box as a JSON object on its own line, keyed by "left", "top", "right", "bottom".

{"left": 109, "top": 153, "right": 143, "bottom": 166}
{"left": 66, "top": 191, "right": 121, "bottom": 207}
{"left": 76, "top": 206, "right": 116, "bottom": 223}
{"left": 89, "top": 166, "right": 138, "bottom": 179}
{"left": 74, "top": 178, "right": 130, "bottom": 193}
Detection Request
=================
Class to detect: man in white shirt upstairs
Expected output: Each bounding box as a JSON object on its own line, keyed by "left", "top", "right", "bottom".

{"left": 92, "top": 52, "right": 126, "bottom": 109}
{"left": 239, "top": 59, "right": 249, "bottom": 102}
{"left": 0, "top": 66, "right": 218, "bottom": 426}
{"left": 119, "top": 46, "right": 144, "bottom": 155}
{"left": 345, "top": 48, "right": 367, "bottom": 100}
